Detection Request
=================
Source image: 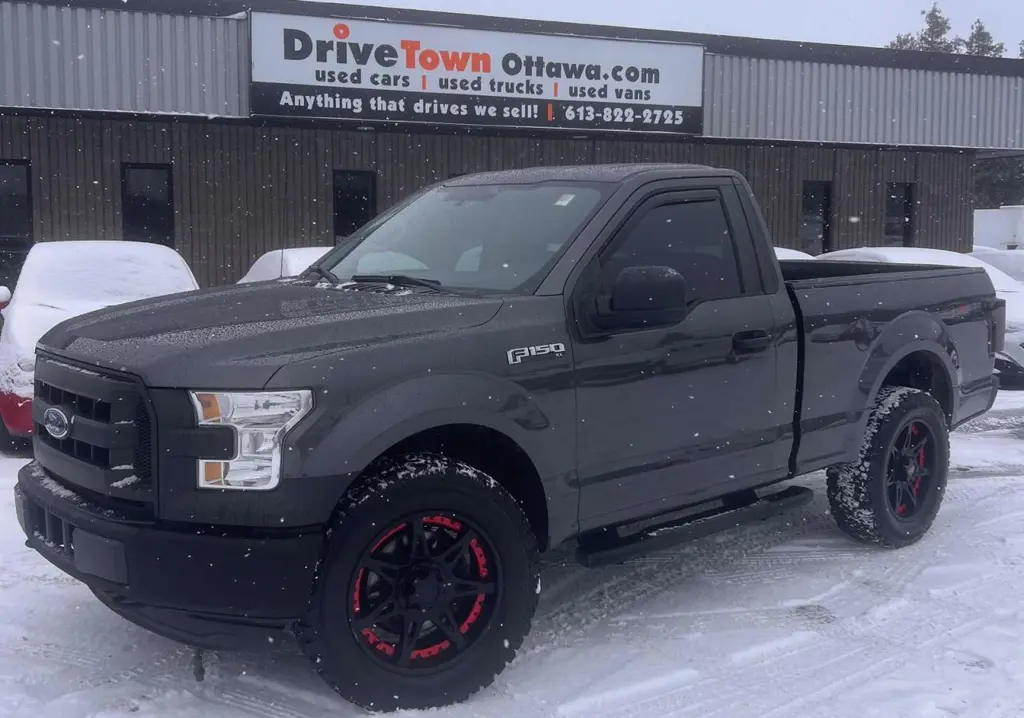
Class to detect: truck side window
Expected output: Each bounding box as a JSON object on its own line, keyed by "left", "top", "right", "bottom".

{"left": 603, "top": 198, "right": 745, "bottom": 303}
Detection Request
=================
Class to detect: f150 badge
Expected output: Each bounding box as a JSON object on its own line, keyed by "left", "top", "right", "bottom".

{"left": 507, "top": 343, "right": 566, "bottom": 365}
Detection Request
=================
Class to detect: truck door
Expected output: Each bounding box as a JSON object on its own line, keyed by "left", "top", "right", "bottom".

{"left": 571, "top": 185, "right": 783, "bottom": 529}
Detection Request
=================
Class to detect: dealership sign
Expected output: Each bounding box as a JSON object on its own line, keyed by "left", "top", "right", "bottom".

{"left": 249, "top": 12, "right": 705, "bottom": 134}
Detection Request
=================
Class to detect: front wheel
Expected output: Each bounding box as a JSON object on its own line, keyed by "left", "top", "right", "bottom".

{"left": 826, "top": 386, "right": 949, "bottom": 548}
{"left": 298, "top": 453, "right": 539, "bottom": 712}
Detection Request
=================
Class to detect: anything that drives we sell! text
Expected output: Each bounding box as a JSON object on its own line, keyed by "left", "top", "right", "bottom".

{"left": 249, "top": 12, "right": 705, "bottom": 134}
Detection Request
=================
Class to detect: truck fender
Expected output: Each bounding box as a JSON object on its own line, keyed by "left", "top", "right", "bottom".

{"left": 848, "top": 312, "right": 956, "bottom": 456}
{"left": 299, "top": 373, "right": 558, "bottom": 487}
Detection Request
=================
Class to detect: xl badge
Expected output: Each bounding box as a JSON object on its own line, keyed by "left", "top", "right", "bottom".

{"left": 507, "top": 343, "right": 566, "bottom": 365}
{"left": 42, "top": 407, "right": 71, "bottom": 440}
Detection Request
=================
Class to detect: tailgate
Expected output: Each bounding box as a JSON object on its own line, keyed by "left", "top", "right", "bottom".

{"left": 988, "top": 296, "right": 1005, "bottom": 354}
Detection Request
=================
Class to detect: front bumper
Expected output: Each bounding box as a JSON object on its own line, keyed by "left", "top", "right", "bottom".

{"left": 15, "top": 460, "right": 325, "bottom": 651}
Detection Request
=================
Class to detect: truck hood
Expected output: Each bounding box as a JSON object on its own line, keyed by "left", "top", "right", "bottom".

{"left": 36, "top": 280, "right": 503, "bottom": 388}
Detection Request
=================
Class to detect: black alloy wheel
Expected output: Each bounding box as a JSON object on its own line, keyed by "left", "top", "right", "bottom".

{"left": 349, "top": 513, "right": 500, "bottom": 672}
{"left": 298, "top": 452, "right": 539, "bottom": 712}
{"left": 885, "top": 419, "right": 936, "bottom": 521}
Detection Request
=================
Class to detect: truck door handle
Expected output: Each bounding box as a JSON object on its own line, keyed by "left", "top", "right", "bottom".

{"left": 732, "top": 330, "right": 772, "bottom": 353}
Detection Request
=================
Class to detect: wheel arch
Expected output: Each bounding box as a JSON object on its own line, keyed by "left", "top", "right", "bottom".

{"left": 853, "top": 342, "right": 956, "bottom": 457}
{"left": 297, "top": 374, "right": 568, "bottom": 551}
{"left": 365, "top": 422, "right": 551, "bottom": 552}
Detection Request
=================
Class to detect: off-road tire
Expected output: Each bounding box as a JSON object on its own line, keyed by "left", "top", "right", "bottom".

{"left": 826, "top": 386, "right": 949, "bottom": 548}
{"left": 298, "top": 452, "right": 540, "bottom": 713}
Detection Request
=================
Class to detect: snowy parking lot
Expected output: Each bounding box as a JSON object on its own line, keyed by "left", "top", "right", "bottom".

{"left": 3, "top": 393, "right": 1024, "bottom": 718}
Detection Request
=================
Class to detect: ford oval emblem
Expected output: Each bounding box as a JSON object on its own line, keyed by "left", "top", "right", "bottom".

{"left": 42, "top": 407, "right": 71, "bottom": 440}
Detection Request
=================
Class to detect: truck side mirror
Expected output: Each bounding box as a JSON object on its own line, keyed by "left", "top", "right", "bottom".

{"left": 0, "top": 286, "right": 11, "bottom": 311}
{"left": 606, "top": 265, "right": 687, "bottom": 313}
{"left": 593, "top": 265, "right": 688, "bottom": 331}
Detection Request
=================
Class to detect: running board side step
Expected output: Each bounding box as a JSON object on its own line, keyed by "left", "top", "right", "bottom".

{"left": 576, "top": 485, "right": 814, "bottom": 569}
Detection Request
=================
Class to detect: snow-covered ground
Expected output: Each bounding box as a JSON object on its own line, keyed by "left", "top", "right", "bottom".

{"left": 4, "top": 394, "right": 1024, "bottom": 718}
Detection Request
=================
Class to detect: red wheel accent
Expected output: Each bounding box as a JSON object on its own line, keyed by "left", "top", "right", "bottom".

{"left": 886, "top": 420, "right": 936, "bottom": 521}
{"left": 353, "top": 568, "right": 364, "bottom": 614}
{"left": 350, "top": 513, "right": 499, "bottom": 671}
{"left": 372, "top": 523, "right": 407, "bottom": 552}
{"left": 424, "top": 515, "right": 463, "bottom": 532}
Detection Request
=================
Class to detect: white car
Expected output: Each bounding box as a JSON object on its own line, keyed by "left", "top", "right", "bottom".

{"left": 0, "top": 241, "right": 199, "bottom": 440}
{"left": 824, "top": 247, "right": 1024, "bottom": 377}
{"left": 237, "top": 247, "right": 333, "bottom": 283}
{"left": 970, "top": 247, "right": 1024, "bottom": 284}
{"left": 774, "top": 247, "right": 816, "bottom": 260}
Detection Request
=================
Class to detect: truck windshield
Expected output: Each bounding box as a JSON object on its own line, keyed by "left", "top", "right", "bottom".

{"left": 321, "top": 182, "right": 607, "bottom": 293}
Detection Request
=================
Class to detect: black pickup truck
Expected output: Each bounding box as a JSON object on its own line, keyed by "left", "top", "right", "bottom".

{"left": 15, "top": 164, "right": 1004, "bottom": 712}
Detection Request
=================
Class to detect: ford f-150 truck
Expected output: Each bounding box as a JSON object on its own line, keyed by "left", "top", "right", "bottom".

{"left": 15, "top": 164, "right": 1004, "bottom": 712}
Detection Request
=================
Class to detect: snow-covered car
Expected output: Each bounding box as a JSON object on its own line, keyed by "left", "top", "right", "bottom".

{"left": 824, "top": 247, "right": 1024, "bottom": 376}
{"left": 237, "top": 247, "right": 332, "bottom": 283}
{"left": 774, "top": 247, "right": 815, "bottom": 260}
{"left": 0, "top": 241, "right": 199, "bottom": 439}
{"left": 970, "top": 247, "right": 1024, "bottom": 284}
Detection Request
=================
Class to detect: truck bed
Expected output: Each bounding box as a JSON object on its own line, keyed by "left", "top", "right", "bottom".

{"left": 777, "top": 259, "right": 987, "bottom": 285}
{"left": 776, "top": 260, "right": 1003, "bottom": 475}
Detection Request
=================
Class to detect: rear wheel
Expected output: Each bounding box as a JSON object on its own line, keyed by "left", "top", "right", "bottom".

{"left": 826, "top": 386, "right": 949, "bottom": 548}
{"left": 299, "top": 453, "right": 539, "bottom": 712}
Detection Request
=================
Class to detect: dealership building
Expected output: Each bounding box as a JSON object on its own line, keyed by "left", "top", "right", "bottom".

{"left": 1, "top": 0, "right": 1024, "bottom": 286}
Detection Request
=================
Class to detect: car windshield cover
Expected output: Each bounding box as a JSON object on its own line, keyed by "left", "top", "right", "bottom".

{"left": 322, "top": 182, "right": 606, "bottom": 293}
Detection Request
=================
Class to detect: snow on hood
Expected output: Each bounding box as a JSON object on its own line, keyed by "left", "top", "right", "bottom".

{"left": 0, "top": 241, "right": 199, "bottom": 397}
{"left": 237, "top": 247, "right": 332, "bottom": 283}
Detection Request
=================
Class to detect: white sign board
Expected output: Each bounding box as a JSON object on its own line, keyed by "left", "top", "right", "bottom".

{"left": 249, "top": 12, "right": 705, "bottom": 134}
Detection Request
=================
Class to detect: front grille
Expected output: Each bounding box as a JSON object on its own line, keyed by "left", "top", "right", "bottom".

{"left": 134, "top": 400, "right": 152, "bottom": 482}
{"left": 32, "top": 355, "right": 156, "bottom": 513}
{"left": 35, "top": 422, "right": 110, "bottom": 468}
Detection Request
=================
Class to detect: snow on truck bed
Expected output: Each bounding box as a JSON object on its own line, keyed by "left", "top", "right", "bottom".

{"left": 2, "top": 392, "right": 1024, "bottom": 717}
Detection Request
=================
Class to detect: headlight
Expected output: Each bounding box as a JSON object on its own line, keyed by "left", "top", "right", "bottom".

{"left": 189, "top": 390, "right": 313, "bottom": 491}
{"left": 17, "top": 356, "right": 34, "bottom": 372}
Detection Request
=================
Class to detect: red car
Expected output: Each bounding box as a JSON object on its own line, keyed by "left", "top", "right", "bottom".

{"left": 0, "top": 241, "right": 199, "bottom": 443}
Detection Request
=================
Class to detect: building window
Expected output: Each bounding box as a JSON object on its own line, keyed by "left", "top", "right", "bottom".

{"left": 334, "top": 170, "right": 377, "bottom": 240}
{"left": 885, "top": 182, "right": 914, "bottom": 247}
{"left": 122, "top": 164, "right": 174, "bottom": 247}
{"left": 800, "top": 181, "right": 832, "bottom": 255}
{"left": 0, "top": 161, "right": 32, "bottom": 290}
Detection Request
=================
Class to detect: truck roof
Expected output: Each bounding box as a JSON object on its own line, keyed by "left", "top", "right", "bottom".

{"left": 445, "top": 163, "right": 741, "bottom": 186}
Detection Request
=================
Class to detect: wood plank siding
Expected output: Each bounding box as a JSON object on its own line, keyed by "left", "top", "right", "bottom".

{"left": 0, "top": 115, "right": 977, "bottom": 286}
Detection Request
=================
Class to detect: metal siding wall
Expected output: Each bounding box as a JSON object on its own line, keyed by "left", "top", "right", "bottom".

{"left": 2, "top": 116, "right": 976, "bottom": 283}
{"left": 912, "top": 151, "right": 974, "bottom": 251}
{"left": 705, "top": 53, "right": 1024, "bottom": 150}
{"left": 0, "top": 2, "right": 247, "bottom": 116}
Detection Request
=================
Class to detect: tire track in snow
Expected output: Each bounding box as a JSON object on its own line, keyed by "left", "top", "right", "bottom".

{"left": 568, "top": 478, "right": 1024, "bottom": 718}
{"left": 530, "top": 481, "right": 836, "bottom": 645}
{"left": 536, "top": 475, "right": 1018, "bottom": 650}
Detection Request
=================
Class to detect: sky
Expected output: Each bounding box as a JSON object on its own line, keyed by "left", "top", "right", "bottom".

{"left": 339, "top": 0, "right": 1024, "bottom": 52}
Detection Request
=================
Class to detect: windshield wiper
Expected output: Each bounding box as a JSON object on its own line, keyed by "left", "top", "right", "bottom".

{"left": 350, "top": 274, "right": 444, "bottom": 291}
{"left": 304, "top": 264, "right": 340, "bottom": 284}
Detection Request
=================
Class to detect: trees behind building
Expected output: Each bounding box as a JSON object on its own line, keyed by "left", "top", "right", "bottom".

{"left": 886, "top": 3, "right": 1023, "bottom": 208}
